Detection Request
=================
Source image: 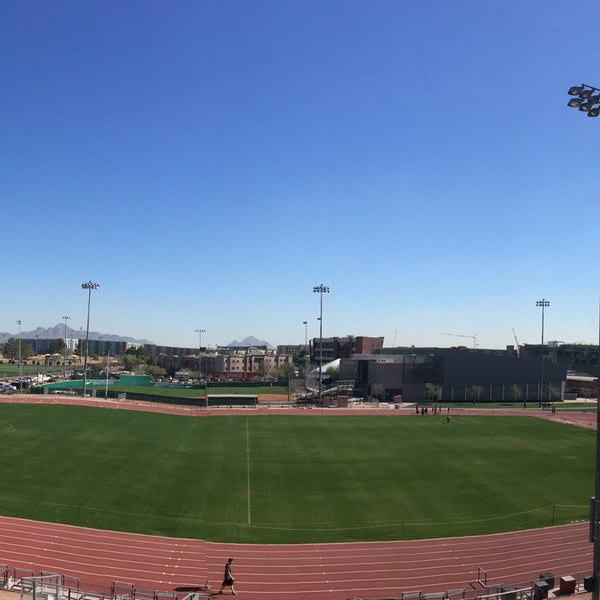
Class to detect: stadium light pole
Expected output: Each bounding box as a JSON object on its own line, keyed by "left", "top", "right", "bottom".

{"left": 303, "top": 320, "right": 308, "bottom": 390}
{"left": 195, "top": 328, "right": 205, "bottom": 379}
{"left": 62, "top": 315, "right": 70, "bottom": 380}
{"left": 568, "top": 82, "right": 600, "bottom": 600}
{"left": 16, "top": 320, "right": 22, "bottom": 384}
{"left": 594, "top": 284, "right": 600, "bottom": 600}
{"left": 536, "top": 299, "right": 549, "bottom": 408}
{"left": 105, "top": 349, "right": 110, "bottom": 400}
{"left": 35, "top": 335, "right": 39, "bottom": 383}
{"left": 81, "top": 281, "right": 100, "bottom": 398}
{"left": 313, "top": 284, "right": 330, "bottom": 402}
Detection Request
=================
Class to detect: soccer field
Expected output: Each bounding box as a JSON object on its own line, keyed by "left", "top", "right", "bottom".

{"left": 0, "top": 404, "right": 592, "bottom": 543}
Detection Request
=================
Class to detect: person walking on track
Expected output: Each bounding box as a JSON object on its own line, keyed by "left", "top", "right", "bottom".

{"left": 218, "top": 558, "right": 236, "bottom": 595}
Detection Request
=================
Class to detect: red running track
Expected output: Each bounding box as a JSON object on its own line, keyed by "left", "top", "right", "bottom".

{"left": 0, "top": 517, "right": 591, "bottom": 600}
{"left": 0, "top": 396, "right": 594, "bottom": 600}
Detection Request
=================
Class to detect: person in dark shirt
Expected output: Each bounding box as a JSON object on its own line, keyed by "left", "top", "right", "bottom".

{"left": 218, "top": 558, "right": 236, "bottom": 595}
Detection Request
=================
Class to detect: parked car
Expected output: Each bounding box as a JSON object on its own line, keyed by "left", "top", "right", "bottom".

{"left": 12, "top": 377, "right": 34, "bottom": 389}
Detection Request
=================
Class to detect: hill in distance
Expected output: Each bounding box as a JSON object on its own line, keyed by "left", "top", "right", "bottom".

{"left": 0, "top": 326, "right": 273, "bottom": 349}
{"left": 227, "top": 336, "right": 273, "bottom": 349}
{"left": 0, "top": 323, "right": 151, "bottom": 345}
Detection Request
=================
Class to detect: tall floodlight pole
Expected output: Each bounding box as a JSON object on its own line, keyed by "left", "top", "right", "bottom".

{"left": 536, "top": 299, "right": 550, "bottom": 408}
{"left": 63, "top": 315, "right": 70, "bottom": 380}
{"left": 35, "top": 335, "right": 39, "bottom": 383}
{"left": 303, "top": 320, "right": 308, "bottom": 390}
{"left": 312, "top": 284, "right": 330, "bottom": 402}
{"left": 16, "top": 320, "right": 22, "bottom": 384}
{"left": 195, "top": 329, "right": 205, "bottom": 379}
{"left": 81, "top": 281, "right": 100, "bottom": 398}
{"left": 594, "top": 286, "right": 600, "bottom": 600}
{"left": 105, "top": 349, "right": 110, "bottom": 400}
{"left": 568, "top": 82, "right": 600, "bottom": 600}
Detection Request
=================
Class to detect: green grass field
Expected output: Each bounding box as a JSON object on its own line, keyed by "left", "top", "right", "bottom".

{"left": 0, "top": 404, "right": 592, "bottom": 543}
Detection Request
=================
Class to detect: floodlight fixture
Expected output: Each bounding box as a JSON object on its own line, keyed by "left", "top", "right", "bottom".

{"left": 567, "top": 83, "right": 600, "bottom": 119}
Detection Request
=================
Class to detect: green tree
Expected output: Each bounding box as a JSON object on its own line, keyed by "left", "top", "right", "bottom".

{"left": 468, "top": 384, "right": 483, "bottom": 404}
{"left": 121, "top": 354, "right": 143, "bottom": 372}
{"left": 1, "top": 338, "right": 33, "bottom": 361}
{"left": 48, "top": 339, "right": 66, "bottom": 354}
{"left": 371, "top": 382, "right": 385, "bottom": 401}
{"left": 1, "top": 338, "right": 19, "bottom": 360}
{"left": 278, "top": 362, "right": 296, "bottom": 381}
{"left": 144, "top": 365, "right": 167, "bottom": 378}
{"left": 22, "top": 343, "right": 34, "bottom": 360}
{"left": 509, "top": 384, "right": 522, "bottom": 403}
{"left": 126, "top": 346, "right": 147, "bottom": 358}
{"left": 325, "top": 365, "right": 340, "bottom": 384}
{"left": 425, "top": 383, "right": 439, "bottom": 401}
{"left": 293, "top": 348, "right": 307, "bottom": 367}
{"left": 547, "top": 385, "right": 561, "bottom": 403}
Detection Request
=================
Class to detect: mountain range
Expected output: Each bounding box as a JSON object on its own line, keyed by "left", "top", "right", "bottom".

{"left": 0, "top": 325, "right": 273, "bottom": 349}
{"left": 0, "top": 324, "right": 150, "bottom": 345}
{"left": 227, "top": 336, "right": 274, "bottom": 349}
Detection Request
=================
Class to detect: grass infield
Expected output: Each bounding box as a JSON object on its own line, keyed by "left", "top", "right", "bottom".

{"left": 0, "top": 404, "right": 591, "bottom": 543}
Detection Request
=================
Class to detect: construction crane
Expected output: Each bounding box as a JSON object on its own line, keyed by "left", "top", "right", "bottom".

{"left": 439, "top": 332, "right": 478, "bottom": 348}
{"left": 512, "top": 328, "right": 520, "bottom": 357}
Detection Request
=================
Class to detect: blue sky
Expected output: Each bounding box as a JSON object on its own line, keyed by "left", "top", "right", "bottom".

{"left": 2, "top": 0, "right": 599, "bottom": 349}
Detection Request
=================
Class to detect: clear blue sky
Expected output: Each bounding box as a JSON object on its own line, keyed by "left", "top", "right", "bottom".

{"left": 2, "top": 0, "right": 599, "bottom": 349}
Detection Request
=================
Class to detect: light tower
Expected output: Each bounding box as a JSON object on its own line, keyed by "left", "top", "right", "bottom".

{"left": 536, "top": 298, "right": 550, "bottom": 408}
{"left": 312, "top": 284, "right": 330, "bottom": 402}
{"left": 567, "top": 81, "right": 600, "bottom": 600}
{"left": 81, "top": 281, "right": 100, "bottom": 398}
{"left": 303, "top": 320, "right": 308, "bottom": 390}
{"left": 195, "top": 328, "right": 205, "bottom": 379}
{"left": 62, "top": 315, "right": 70, "bottom": 380}
{"left": 16, "top": 320, "right": 22, "bottom": 384}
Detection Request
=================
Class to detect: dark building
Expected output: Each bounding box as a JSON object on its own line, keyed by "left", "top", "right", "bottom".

{"left": 21, "top": 338, "right": 57, "bottom": 354}
{"left": 277, "top": 343, "right": 308, "bottom": 356}
{"left": 340, "top": 347, "right": 568, "bottom": 404}
{"left": 520, "top": 342, "right": 599, "bottom": 375}
{"left": 310, "top": 336, "right": 384, "bottom": 363}
{"left": 86, "top": 340, "right": 129, "bottom": 357}
{"left": 144, "top": 344, "right": 197, "bottom": 359}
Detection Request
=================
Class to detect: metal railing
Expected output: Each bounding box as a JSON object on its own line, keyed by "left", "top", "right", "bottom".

{"left": 346, "top": 570, "right": 588, "bottom": 600}
{"left": 2, "top": 568, "right": 204, "bottom": 600}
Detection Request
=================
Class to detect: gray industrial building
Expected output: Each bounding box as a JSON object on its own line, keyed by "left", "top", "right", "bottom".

{"left": 340, "top": 347, "right": 569, "bottom": 404}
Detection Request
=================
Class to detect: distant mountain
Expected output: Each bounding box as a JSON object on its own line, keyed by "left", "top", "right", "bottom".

{"left": 227, "top": 336, "right": 273, "bottom": 349}
{"left": 0, "top": 325, "right": 273, "bottom": 349}
{"left": 0, "top": 323, "right": 152, "bottom": 345}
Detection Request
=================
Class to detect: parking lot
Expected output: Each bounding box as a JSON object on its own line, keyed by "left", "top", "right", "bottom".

{"left": 0, "top": 374, "right": 62, "bottom": 393}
